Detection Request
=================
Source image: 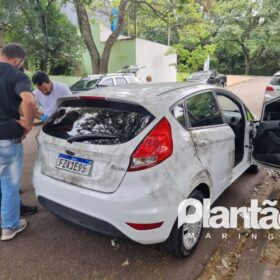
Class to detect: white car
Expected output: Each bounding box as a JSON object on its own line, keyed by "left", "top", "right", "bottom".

{"left": 70, "top": 73, "right": 139, "bottom": 94}
{"left": 264, "top": 71, "right": 280, "bottom": 102}
{"left": 33, "top": 83, "right": 280, "bottom": 258}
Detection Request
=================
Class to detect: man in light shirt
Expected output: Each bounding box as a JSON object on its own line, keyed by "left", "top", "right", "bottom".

{"left": 32, "top": 71, "right": 72, "bottom": 122}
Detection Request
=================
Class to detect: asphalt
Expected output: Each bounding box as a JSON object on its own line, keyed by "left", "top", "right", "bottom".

{"left": 0, "top": 76, "right": 271, "bottom": 280}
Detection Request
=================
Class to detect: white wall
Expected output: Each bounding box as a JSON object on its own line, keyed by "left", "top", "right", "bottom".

{"left": 135, "top": 38, "right": 177, "bottom": 83}
{"left": 100, "top": 25, "right": 130, "bottom": 42}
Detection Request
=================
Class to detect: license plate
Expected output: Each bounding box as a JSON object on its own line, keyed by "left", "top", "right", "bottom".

{"left": 56, "top": 154, "right": 93, "bottom": 176}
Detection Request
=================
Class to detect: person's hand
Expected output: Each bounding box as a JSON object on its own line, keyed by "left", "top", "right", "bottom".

{"left": 17, "top": 116, "right": 33, "bottom": 138}
{"left": 40, "top": 114, "right": 49, "bottom": 123}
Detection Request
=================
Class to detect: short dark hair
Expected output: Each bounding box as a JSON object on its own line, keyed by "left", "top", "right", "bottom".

{"left": 0, "top": 43, "right": 27, "bottom": 59}
{"left": 32, "top": 71, "right": 50, "bottom": 85}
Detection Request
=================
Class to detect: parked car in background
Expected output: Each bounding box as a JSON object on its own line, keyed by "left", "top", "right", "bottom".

{"left": 186, "top": 70, "right": 227, "bottom": 87}
{"left": 33, "top": 82, "right": 280, "bottom": 258}
{"left": 264, "top": 71, "right": 280, "bottom": 102}
{"left": 70, "top": 73, "right": 139, "bottom": 94}
{"left": 118, "top": 65, "right": 145, "bottom": 75}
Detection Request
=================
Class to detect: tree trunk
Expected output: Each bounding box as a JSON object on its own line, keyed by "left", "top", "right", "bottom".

{"left": 239, "top": 43, "right": 251, "bottom": 75}
{"left": 100, "top": 0, "right": 129, "bottom": 74}
{"left": 35, "top": 0, "right": 49, "bottom": 72}
{"left": 244, "top": 53, "right": 251, "bottom": 75}
{"left": 74, "top": 0, "right": 100, "bottom": 74}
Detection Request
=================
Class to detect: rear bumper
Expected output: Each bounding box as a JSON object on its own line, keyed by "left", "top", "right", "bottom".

{"left": 33, "top": 160, "right": 180, "bottom": 244}
{"left": 38, "top": 196, "right": 127, "bottom": 239}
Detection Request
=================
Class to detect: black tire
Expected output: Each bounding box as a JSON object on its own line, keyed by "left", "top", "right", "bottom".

{"left": 164, "top": 189, "right": 204, "bottom": 258}
{"left": 247, "top": 164, "right": 260, "bottom": 174}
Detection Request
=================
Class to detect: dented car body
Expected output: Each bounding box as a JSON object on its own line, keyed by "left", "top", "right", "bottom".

{"left": 33, "top": 83, "right": 280, "bottom": 258}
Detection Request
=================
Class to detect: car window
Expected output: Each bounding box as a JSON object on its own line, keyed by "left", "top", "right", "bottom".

{"left": 216, "top": 93, "right": 243, "bottom": 124}
{"left": 217, "top": 94, "right": 241, "bottom": 114}
{"left": 127, "top": 77, "right": 137, "bottom": 83}
{"left": 186, "top": 92, "right": 223, "bottom": 128}
{"left": 115, "top": 77, "right": 127, "bottom": 85}
{"left": 43, "top": 99, "right": 155, "bottom": 145}
{"left": 171, "top": 101, "right": 185, "bottom": 127}
{"left": 263, "top": 99, "right": 280, "bottom": 121}
{"left": 70, "top": 79, "right": 100, "bottom": 91}
{"left": 188, "top": 72, "right": 209, "bottom": 80}
{"left": 100, "top": 78, "right": 114, "bottom": 86}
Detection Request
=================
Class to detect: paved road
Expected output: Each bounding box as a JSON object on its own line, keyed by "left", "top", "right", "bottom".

{"left": 0, "top": 77, "right": 269, "bottom": 280}
{"left": 228, "top": 76, "right": 270, "bottom": 118}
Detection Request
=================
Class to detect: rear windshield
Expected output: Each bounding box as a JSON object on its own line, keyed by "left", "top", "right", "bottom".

{"left": 188, "top": 72, "right": 209, "bottom": 81}
{"left": 270, "top": 76, "right": 280, "bottom": 86}
{"left": 42, "top": 99, "right": 155, "bottom": 145}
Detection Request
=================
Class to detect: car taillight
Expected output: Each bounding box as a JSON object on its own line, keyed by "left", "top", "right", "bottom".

{"left": 126, "top": 222, "right": 164, "bottom": 230}
{"left": 128, "top": 118, "right": 173, "bottom": 172}
{"left": 265, "top": 86, "right": 274, "bottom": 92}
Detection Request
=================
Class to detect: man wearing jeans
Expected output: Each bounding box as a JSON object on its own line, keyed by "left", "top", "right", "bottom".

{"left": 0, "top": 43, "right": 36, "bottom": 241}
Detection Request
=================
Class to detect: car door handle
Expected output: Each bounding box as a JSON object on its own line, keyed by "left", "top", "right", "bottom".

{"left": 197, "top": 140, "right": 212, "bottom": 147}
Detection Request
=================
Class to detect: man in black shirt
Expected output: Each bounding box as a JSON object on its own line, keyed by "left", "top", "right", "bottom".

{"left": 0, "top": 43, "right": 36, "bottom": 241}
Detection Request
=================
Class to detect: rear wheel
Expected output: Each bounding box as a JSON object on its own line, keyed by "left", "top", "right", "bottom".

{"left": 164, "top": 189, "right": 204, "bottom": 258}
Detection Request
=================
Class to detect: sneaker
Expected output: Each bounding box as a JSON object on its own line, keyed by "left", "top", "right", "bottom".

{"left": 20, "top": 205, "right": 38, "bottom": 216}
{"left": 1, "top": 219, "right": 28, "bottom": 241}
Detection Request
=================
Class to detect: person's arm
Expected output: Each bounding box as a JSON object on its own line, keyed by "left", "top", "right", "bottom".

{"left": 18, "top": 92, "right": 36, "bottom": 136}
{"left": 15, "top": 73, "right": 36, "bottom": 137}
{"left": 35, "top": 108, "right": 43, "bottom": 119}
{"left": 32, "top": 90, "right": 45, "bottom": 120}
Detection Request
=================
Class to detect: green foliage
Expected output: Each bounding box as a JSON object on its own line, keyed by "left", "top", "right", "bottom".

{"left": 0, "top": 0, "right": 82, "bottom": 75}
{"left": 212, "top": 0, "right": 280, "bottom": 75}
{"left": 177, "top": 72, "right": 189, "bottom": 82}
{"left": 124, "top": 0, "right": 217, "bottom": 74}
{"left": 168, "top": 43, "right": 216, "bottom": 73}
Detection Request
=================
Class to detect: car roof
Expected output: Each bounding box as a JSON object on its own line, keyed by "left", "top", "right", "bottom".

{"left": 273, "top": 71, "right": 280, "bottom": 76}
{"left": 83, "top": 73, "right": 136, "bottom": 80}
{"left": 67, "top": 82, "right": 218, "bottom": 117}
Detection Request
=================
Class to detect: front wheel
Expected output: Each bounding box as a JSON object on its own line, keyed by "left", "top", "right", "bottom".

{"left": 164, "top": 189, "right": 204, "bottom": 258}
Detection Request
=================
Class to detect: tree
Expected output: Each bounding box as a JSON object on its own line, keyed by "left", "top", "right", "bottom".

{"left": 0, "top": 0, "right": 81, "bottom": 74}
{"left": 73, "top": 0, "right": 129, "bottom": 74}
{"left": 213, "top": 0, "right": 280, "bottom": 75}
{"left": 125, "top": 0, "right": 216, "bottom": 73}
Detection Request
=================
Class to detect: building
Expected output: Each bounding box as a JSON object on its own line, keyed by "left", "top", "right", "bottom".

{"left": 62, "top": 3, "right": 177, "bottom": 82}
{"left": 81, "top": 25, "right": 177, "bottom": 82}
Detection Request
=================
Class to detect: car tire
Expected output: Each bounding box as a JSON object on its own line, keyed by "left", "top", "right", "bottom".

{"left": 164, "top": 189, "right": 204, "bottom": 258}
{"left": 247, "top": 164, "right": 260, "bottom": 174}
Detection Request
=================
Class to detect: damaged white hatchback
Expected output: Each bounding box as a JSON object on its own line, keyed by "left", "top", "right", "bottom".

{"left": 33, "top": 83, "right": 280, "bottom": 258}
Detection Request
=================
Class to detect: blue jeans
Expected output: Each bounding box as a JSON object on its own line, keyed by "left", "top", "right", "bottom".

{"left": 0, "top": 140, "right": 23, "bottom": 229}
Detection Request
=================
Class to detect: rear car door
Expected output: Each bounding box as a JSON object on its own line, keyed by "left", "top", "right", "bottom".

{"left": 253, "top": 97, "right": 280, "bottom": 168}
{"left": 186, "top": 91, "right": 235, "bottom": 199}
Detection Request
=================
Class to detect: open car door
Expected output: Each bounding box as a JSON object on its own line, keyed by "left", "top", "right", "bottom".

{"left": 253, "top": 97, "right": 280, "bottom": 168}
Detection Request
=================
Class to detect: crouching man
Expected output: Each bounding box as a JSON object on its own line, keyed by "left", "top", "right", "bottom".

{"left": 32, "top": 71, "right": 72, "bottom": 122}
